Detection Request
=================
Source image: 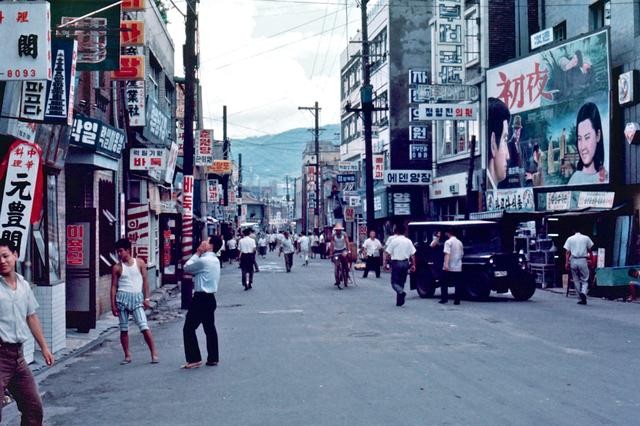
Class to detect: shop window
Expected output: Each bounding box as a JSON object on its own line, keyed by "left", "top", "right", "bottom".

{"left": 553, "top": 21, "right": 566, "bottom": 42}
{"left": 465, "top": 6, "right": 479, "bottom": 66}
{"left": 98, "top": 177, "right": 116, "bottom": 276}
{"left": 31, "top": 175, "right": 62, "bottom": 285}
{"left": 437, "top": 119, "right": 479, "bottom": 161}
{"left": 590, "top": 0, "right": 610, "bottom": 30}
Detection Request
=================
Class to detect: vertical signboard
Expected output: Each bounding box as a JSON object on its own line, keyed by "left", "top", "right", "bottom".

{"left": 195, "top": 129, "right": 214, "bottom": 166}
{"left": 486, "top": 29, "right": 610, "bottom": 190}
{"left": 207, "top": 179, "right": 219, "bottom": 203}
{"left": 44, "top": 38, "right": 78, "bottom": 125}
{"left": 66, "top": 209, "right": 96, "bottom": 331}
{"left": 435, "top": 0, "right": 465, "bottom": 85}
{"left": 373, "top": 154, "right": 384, "bottom": 180}
{"left": 127, "top": 203, "right": 149, "bottom": 264}
{"left": 126, "top": 80, "right": 145, "bottom": 126}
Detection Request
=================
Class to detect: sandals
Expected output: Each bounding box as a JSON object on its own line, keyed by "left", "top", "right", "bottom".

{"left": 181, "top": 362, "right": 202, "bottom": 369}
{"left": 120, "top": 359, "right": 132, "bottom": 365}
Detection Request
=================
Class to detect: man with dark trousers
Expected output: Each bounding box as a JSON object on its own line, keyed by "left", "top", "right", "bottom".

{"left": 182, "top": 235, "right": 222, "bottom": 369}
{"left": 440, "top": 228, "right": 464, "bottom": 305}
{"left": 238, "top": 228, "right": 257, "bottom": 290}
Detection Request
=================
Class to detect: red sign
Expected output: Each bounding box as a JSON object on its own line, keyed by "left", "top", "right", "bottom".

{"left": 122, "top": 0, "right": 146, "bottom": 11}
{"left": 111, "top": 55, "right": 145, "bottom": 81}
{"left": 120, "top": 21, "right": 144, "bottom": 46}
{"left": 373, "top": 154, "right": 384, "bottom": 180}
{"left": 66, "top": 224, "right": 84, "bottom": 266}
{"left": 127, "top": 204, "right": 149, "bottom": 264}
{"left": 183, "top": 175, "right": 194, "bottom": 217}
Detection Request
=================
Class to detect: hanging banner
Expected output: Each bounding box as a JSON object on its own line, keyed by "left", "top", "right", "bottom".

{"left": 195, "top": 129, "right": 214, "bottom": 166}
{"left": 207, "top": 179, "right": 219, "bottom": 203}
{"left": 44, "top": 38, "right": 78, "bottom": 125}
{"left": 52, "top": 0, "right": 121, "bottom": 71}
{"left": 0, "top": 2, "right": 52, "bottom": 81}
{"left": 0, "top": 140, "right": 44, "bottom": 261}
{"left": 111, "top": 55, "right": 145, "bottom": 81}
{"left": 127, "top": 204, "right": 149, "bottom": 264}
{"left": 164, "top": 142, "right": 179, "bottom": 184}
{"left": 126, "top": 80, "right": 145, "bottom": 126}
{"left": 486, "top": 29, "right": 610, "bottom": 189}
{"left": 176, "top": 119, "right": 184, "bottom": 155}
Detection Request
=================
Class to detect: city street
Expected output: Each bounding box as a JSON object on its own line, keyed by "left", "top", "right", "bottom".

{"left": 12, "top": 250, "right": 640, "bottom": 425}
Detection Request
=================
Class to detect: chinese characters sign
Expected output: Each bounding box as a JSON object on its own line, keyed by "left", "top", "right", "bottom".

{"left": 486, "top": 188, "right": 535, "bottom": 212}
{"left": 195, "top": 129, "right": 214, "bottom": 166}
{"left": 435, "top": 0, "right": 465, "bottom": 85}
{"left": 0, "top": 141, "right": 43, "bottom": 261}
{"left": 546, "top": 191, "right": 571, "bottom": 211}
{"left": 126, "top": 80, "right": 146, "bottom": 126}
{"left": 69, "top": 116, "right": 126, "bottom": 159}
{"left": 487, "top": 29, "right": 610, "bottom": 189}
{"left": 384, "top": 170, "right": 432, "bottom": 186}
{"left": 45, "top": 38, "right": 77, "bottom": 125}
{"left": 577, "top": 191, "right": 614, "bottom": 209}
{"left": 0, "top": 2, "right": 52, "bottom": 81}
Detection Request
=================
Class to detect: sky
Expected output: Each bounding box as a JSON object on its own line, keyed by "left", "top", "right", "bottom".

{"left": 167, "top": 0, "right": 360, "bottom": 140}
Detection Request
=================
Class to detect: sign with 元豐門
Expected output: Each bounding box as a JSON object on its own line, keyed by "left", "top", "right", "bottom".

{"left": 195, "top": 129, "right": 214, "bottom": 166}
{"left": 0, "top": 2, "right": 52, "bottom": 81}
{"left": 546, "top": 191, "right": 571, "bottom": 211}
{"left": 416, "top": 103, "right": 477, "bottom": 121}
{"left": 486, "top": 188, "right": 535, "bottom": 212}
{"left": 577, "top": 191, "right": 614, "bottom": 209}
{"left": 384, "top": 170, "right": 431, "bottom": 186}
{"left": 486, "top": 30, "right": 610, "bottom": 190}
{"left": 373, "top": 154, "right": 384, "bottom": 180}
{"left": 0, "top": 140, "right": 44, "bottom": 261}
{"left": 435, "top": 0, "right": 465, "bottom": 85}
{"left": 69, "top": 116, "right": 126, "bottom": 159}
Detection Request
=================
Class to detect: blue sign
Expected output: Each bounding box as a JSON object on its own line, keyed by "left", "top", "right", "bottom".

{"left": 336, "top": 174, "right": 356, "bottom": 184}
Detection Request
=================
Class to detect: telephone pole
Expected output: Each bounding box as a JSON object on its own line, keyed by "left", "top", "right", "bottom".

{"left": 298, "top": 102, "right": 321, "bottom": 231}
{"left": 222, "top": 105, "right": 229, "bottom": 207}
{"left": 181, "top": 0, "right": 198, "bottom": 309}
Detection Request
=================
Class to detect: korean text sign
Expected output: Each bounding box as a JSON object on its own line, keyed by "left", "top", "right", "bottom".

{"left": 486, "top": 29, "right": 610, "bottom": 190}
{"left": 0, "top": 141, "right": 44, "bottom": 261}
{"left": 69, "top": 115, "right": 126, "bottom": 159}
{"left": 0, "top": 2, "right": 52, "bottom": 81}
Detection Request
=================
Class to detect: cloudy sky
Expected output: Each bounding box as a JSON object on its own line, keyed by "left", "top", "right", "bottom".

{"left": 167, "top": 0, "right": 359, "bottom": 139}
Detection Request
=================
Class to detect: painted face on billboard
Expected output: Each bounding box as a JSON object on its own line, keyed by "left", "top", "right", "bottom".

{"left": 490, "top": 120, "right": 510, "bottom": 183}
{"left": 577, "top": 118, "right": 601, "bottom": 173}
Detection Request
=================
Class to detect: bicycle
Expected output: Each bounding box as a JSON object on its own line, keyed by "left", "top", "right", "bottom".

{"left": 332, "top": 251, "right": 352, "bottom": 289}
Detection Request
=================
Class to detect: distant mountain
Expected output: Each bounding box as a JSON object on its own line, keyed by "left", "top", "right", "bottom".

{"left": 230, "top": 124, "right": 340, "bottom": 189}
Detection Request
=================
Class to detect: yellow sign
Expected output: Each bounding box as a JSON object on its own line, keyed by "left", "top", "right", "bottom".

{"left": 121, "top": 21, "right": 145, "bottom": 46}
{"left": 207, "top": 160, "right": 232, "bottom": 175}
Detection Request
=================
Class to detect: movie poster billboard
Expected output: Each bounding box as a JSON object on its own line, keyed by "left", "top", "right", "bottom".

{"left": 486, "top": 29, "right": 610, "bottom": 190}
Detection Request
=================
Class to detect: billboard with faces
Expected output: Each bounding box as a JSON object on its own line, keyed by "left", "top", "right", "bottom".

{"left": 486, "top": 29, "right": 610, "bottom": 190}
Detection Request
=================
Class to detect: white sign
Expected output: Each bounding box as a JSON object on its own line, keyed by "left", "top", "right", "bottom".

{"left": 429, "top": 172, "right": 469, "bottom": 199}
{"left": 435, "top": 0, "right": 465, "bottom": 85}
{"left": 348, "top": 196, "right": 361, "bottom": 207}
{"left": 384, "top": 170, "right": 432, "bottom": 186}
{"left": 530, "top": 28, "right": 554, "bottom": 50}
{"left": 0, "top": 2, "right": 52, "bottom": 81}
{"left": 20, "top": 81, "right": 46, "bottom": 121}
{"left": 126, "top": 80, "right": 146, "bottom": 126}
{"left": 176, "top": 119, "right": 184, "bottom": 155}
{"left": 577, "top": 191, "right": 614, "bottom": 209}
{"left": 195, "top": 129, "right": 214, "bottom": 166}
{"left": 374, "top": 196, "right": 382, "bottom": 212}
{"left": 182, "top": 175, "right": 194, "bottom": 218}
{"left": 392, "top": 192, "right": 411, "bottom": 215}
{"left": 164, "top": 142, "right": 178, "bottom": 184}
{"left": 411, "top": 84, "right": 479, "bottom": 103}
{"left": 373, "top": 154, "right": 384, "bottom": 180}
{"left": 207, "top": 179, "right": 219, "bottom": 203}
{"left": 338, "top": 161, "right": 358, "bottom": 172}
{"left": 546, "top": 191, "right": 571, "bottom": 211}
{"left": 619, "top": 70, "right": 636, "bottom": 106}
{"left": 130, "top": 148, "right": 166, "bottom": 171}
{"left": 409, "top": 125, "right": 429, "bottom": 141}
{"left": 486, "top": 188, "right": 535, "bottom": 212}
{"left": 416, "top": 103, "right": 478, "bottom": 121}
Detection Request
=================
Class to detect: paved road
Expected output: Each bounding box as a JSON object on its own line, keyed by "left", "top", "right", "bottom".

{"left": 7, "top": 250, "right": 640, "bottom": 425}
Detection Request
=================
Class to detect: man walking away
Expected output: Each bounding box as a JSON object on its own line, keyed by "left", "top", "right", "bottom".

{"left": 439, "top": 228, "right": 464, "bottom": 305}
{"left": 564, "top": 227, "right": 594, "bottom": 305}
{"left": 182, "top": 236, "right": 223, "bottom": 369}
{"left": 280, "top": 231, "right": 295, "bottom": 272}
{"left": 258, "top": 234, "right": 268, "bottom": 258}
{"left": 250, "top": 229, "right": 260, "bottom": 272}
{"left": 383, "top": 224, "right": 416, "bottom": 306}
{"left": 0, "top": 239, "right": 54, "bottom": 425}
{"left": 299, "top": 232, "right": 311, "bottom": 266}
{"left": 362, "top": 230, "right": 383, "bottom": 278}
{"left": 238, "top": 228, "right": 257, "bottom": 290}
{"left": 226, "top": 236, "right": 237, "bottom": 264}
{"left": 111, "top": 238, "right": 159, "bottom": 364}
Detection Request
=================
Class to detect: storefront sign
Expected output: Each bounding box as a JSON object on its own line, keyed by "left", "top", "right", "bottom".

{"left": 142, "top": 97, "right": 171, "bottom": 146}
{"left": 122, "top": 0, "right": 146, "bottom": 12}
{"left": 127, "top": 204, "right": 149, "bottom": 264}
{"left": 429, "top": 172, "right": 469, "bottom": 199}
{"left": 126, "top": 80, "right": 145, "bottom": 126}
{"left": 435, "top": 0, "right": 465, "bottom": 85}
{"left": 349, "top": 196, "right": 361, "bottom": 207}
{"left": 416, "top": 103, "right": 477, "bottom": 121}
{"left": 0, "top": 2, "right": 52, "bottom": 81}
{"left": 53, "top": 0, "right": 121, "bottom": 71}
{"left": 130, "top": 148, "right": 166, "bottom": 171}
{"left": 0, "top": 140, "right": 44, "bottom": 261}
{"left": 176, "top": 119, "right": 184, "bottom": 154}
{"left": 44, "top": 38, "right": 78, "bottom": 125}
{"left": 411, "top": 84, "right": 479, "bottom": 103}
{"left": 111, "top": 55, "right": 145, "bottom": 81}
{"left": 577, "top": 191, "right": 614, "bottom": 209}
{"left": 409, "top": 125, "right": 429, "bottom": 141}
{"left": 207, "top": 160, "right": 232, "bottom": 175}
{"left": 409, "top": 144, "right": 429, "bottom": 160}
{"left": 530, "top": 28, "right": 554, "bottom": 50}
{"left": 344, "top": 207, "right": 355, "bottom": 222}
{"left": 207, "top": 179, "right": 219, "bottom": 203}
{"left": 66, "top": 224, "right": 87, "bottom": 267}
{"left": 486, "top": 188, "right": 535, "bottom": 212}
{"left": 337, "top": 161, "right": 358, "bottom": 172}
{"left": 182, "top": 175, "right": 194, "bottom": 218}
{"left": 336, "top": 173, "right": 356, "bottom": 184}
{"left": 374, "top": 196, "right": 382, "bottom": 212}
{"left": 390, "top": 192, "right": 411, "bottom": 216}
{"left": 195, "top": 129, "right": 213, "bottom": 166}
{"left": 20, "top": 81, "right": 46, "bottom": 121}
{"left": 120, "top": 20, "right": 144, "bottom": 46}
{"left": 69, "top": 116, "right": 126, "bottom": 159}
{"left": 546, "top": 191, "right": 571, "bottom": 211}
{"left": 384, "top": 170, "right": 432, "bottom": 185}
{"left": 164, "top": 143, "right": 178, "bottom": 184}
{"left": 373, "top": 154, "right": 384, "bottom": 180}
{"left": 409, "top": 69, "right": 429, "bottom": 85}
{"left": 487, "top": 30, "right": 610, "bottom": 189}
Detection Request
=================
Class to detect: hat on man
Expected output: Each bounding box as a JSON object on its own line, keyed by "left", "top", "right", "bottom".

{"left": 334, "top": 223, "right": 344, "bottom": 231}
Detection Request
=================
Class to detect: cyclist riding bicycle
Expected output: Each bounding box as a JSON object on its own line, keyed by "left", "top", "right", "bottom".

{"left": 329, "top": 222, "right": 351, "bottom": 288}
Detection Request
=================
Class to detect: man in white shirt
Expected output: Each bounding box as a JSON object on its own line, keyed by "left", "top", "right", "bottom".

{"left": 383, "top": 223, "right": 416, "bottom": 306}
{"left": 440, "top": 228, "right": 464, "bottom": 305}
{"left": 298, "top": 232, "right": 311, "bottom": 266}
{"left": 280, "top": 231, "right": 295, "bottom": 272}
{"left": 238, "top": 228, "right": 257, "bottom": 290}
{"left": 258, "top": 234, "right": 268, "bottom": 258}
{"left": 226, "top": 237, "right": 237, "bottom": 264}
{"left": 182, "top": 236, "right": 222, "bottom": 369}
{"left": 361, "top": 230, "right": 383, "bottom": 278}
{"left": 564, "top": 227, "right": 594, "bottom": 305}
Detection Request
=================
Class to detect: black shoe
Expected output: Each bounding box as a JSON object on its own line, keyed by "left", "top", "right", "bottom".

{"left": 398, "top": 292, "right": 406, "bottom": 306}
{"left": 248, "top": 284, "right": 252, "bottom": 289}
{"left": 396, "top": 293, "right": 402, "bottom": 306}
{"left": 438, "top": 300, "right": 448, "bottom": 304}
{"left": 363, "top": 275, "right": 368, "bottom": 279}
{"left": 244, "top": 285, "right": 249, "bottom": 291}
{"left": 454, "top": 300, "right": 460, "bottom": 305}
{"left": 578, "top": 294, "right": 587, "bottom": 305}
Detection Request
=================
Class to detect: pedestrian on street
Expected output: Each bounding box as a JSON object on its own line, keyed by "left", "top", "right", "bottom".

{"left": 439, "top": 228, "right": 464, "bottom": 305}
{"left": 361, "top": 230, "right": 383, "bottom": 278}
{"left": 298, "top": 232, "right": 311, "bottom": 266}
{"left": 310, "top": 232, "right": 319, "bottom": 259}
{"left": 564, "top": 227, "right": 594, "bottom": 305}
{"left": 0, "top": 239, "right": 54, "bottom": 425}
{"left": 226, "top": 236, "right": 238, "bottom": 264}
{"left": 383, "top": 224, "right": 416, "bottom": 306}
{"left": 268, "top": 232, "right": 277, "bottom": 252}
{"left": 111, "top": 238, "right": 159, "bottom": 365}
{"left": 238, "top": 228, "right": 257, "bottom": 291}
{"left": 319, "top": 232, "right": 327, "bottom": 259}
{"left": 258, "top": 234, "right": 268, "bottom": 258}
{"left": 182, "top": 236, "right": 222, "bottom": 369}
{"left": 279, "top": 231, "right": 295, "bottom": 272}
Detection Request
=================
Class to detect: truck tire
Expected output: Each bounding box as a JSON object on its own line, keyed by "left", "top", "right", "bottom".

{"left": 416, "top": 270, "right": 436, "bottom": 298}
{"left": 466, "top": 271, "right": 491, "bottom": 300}
{"left": 510, "top": 273, "right": 536, "bottom": 301}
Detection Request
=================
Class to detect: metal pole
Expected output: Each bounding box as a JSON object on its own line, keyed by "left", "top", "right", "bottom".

{"left": 359, "top": 0, "right": 375, "bottom": 232}
{"left": 314, "top": 101, "right": 320, "bottom": 231}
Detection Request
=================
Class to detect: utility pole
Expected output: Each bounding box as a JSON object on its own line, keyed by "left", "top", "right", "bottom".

{"left": 464, "top": 135, "right": 477, "bottom": 220}
{"left": 298, "top": 102, "right": 321, "bottom": 231}
{"left": 181, "top": 0, "right": 197, "bottom": 309}
{"left": 222, "top": 105, "right": 229, "bottom": 207}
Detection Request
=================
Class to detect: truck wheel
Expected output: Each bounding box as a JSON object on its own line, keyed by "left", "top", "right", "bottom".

{"left": 416, "top": 270, "right": 436, "bottom": 298}
{"left": 510, "top": 273, "right": 536, "bottom": 301}
{"left": 466, "top": 271, "right": 491, "bottom": 300}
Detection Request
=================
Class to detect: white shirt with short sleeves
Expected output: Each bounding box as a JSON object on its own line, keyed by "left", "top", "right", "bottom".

{"left": 299, "top": 236, "right": 310, "bottom": 251}
{"left": 385, "top": 235, "right": 416, "bottom": 260}
{"left": 443, "top": 236, "right": 464, "bottom": 272}
{"left": 238, "top": 236, "right": 257, "bottom": 254}
{"left": 362, "top": 238, "right": 383, "bottom": 257}
{"left": 563, "top": 232, "right": 594, "bottom": 258}
{"left": 0, "top": 274, "right": 39, "bottom": 344}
